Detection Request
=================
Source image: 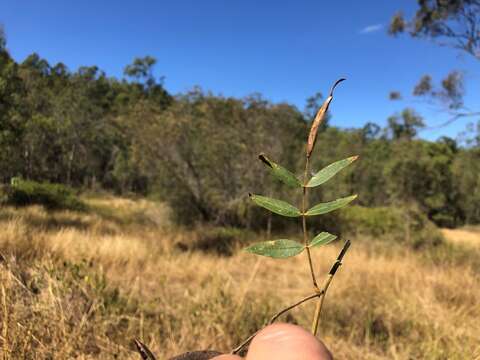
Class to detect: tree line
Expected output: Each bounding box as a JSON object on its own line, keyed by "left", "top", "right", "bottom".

{"left": 0, "top": 31, "right": 479, "bottom": 228}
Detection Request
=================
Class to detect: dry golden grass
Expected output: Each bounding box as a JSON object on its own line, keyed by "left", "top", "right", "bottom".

{"left": 1, "top": 196, "right": 479, "bottom": 359}
{"left": 442, "top": 227, "right": 480, "bottom": 249}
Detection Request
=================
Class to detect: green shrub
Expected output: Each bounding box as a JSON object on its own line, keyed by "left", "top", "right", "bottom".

{"left": 338, "top": 205, "right": 444, "bottom": 247}
{"left": 176, "top": 226, "right": 255, "bottom": 256}
{"left": 340, "top": 205, "right": 404, "bottom": 237}
{"left": 6, "top": 177, "right": 86, "bottom": 211}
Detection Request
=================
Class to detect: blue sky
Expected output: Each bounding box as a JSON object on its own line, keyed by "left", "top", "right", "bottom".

{"left": 1, "top": 0, "right": 478, "bottom": 140}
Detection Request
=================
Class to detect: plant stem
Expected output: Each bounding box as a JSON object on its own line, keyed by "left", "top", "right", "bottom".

{"left": 231, "top": 241, "right": 350, "bottom": 355}
{"left": 268, "top": 292, "right": 322, "bottom": 325}
{"left": 1, "top": 284, "right": 9, "bottom": 360}
{"left": 231, "top": 292, "right": 322, "bottom": 355}
{"left": 302, "top": 156, "right": 319, "bottom": 291}
{"left": 302, "top": 155, "right": 321, "bottom": 335}
{"left": 311, "top": 240, "right": 351, "bottom": 336}
{"left": 311, "top": 280, "right": 329, "bottom": 336}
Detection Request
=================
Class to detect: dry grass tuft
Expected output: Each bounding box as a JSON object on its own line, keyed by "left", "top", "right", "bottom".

{"left": 0, "top": 196, "right": 479, "bottom": 359}
{"left": 442, "top": 227, "right": 480, "bottom": 248}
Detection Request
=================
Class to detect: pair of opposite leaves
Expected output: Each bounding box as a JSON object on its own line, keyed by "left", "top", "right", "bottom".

{"left": 246, "top": 155, "right": 358, "bottom": 259}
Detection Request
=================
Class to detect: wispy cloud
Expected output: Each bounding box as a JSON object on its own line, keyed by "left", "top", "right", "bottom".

{"left": 359, "top": 24, "right": 383, "bottom": 34}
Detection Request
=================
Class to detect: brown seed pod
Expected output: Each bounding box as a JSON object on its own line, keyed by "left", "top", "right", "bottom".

{"left": 306, "top": 78, "right": 346, "bottom": 158}
{"left": 169, "top": 351, "right": 224, "bottom": 360}
{"left": 135, "top": 338, "right": 224, "bottom": 360}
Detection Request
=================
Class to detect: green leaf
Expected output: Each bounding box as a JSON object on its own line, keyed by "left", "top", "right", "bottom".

{"left": 305, "top": 195, "right": 357, "bottom": 216}
{"left": 309, "top": 232, "right": 337, "bottom": 248}
{"left": 249, "top": 194, "right": 302, "bottom": 217}
{"left": 306, "top": 156, "right": 359, "bottom": 188}
{"left": 245, "top": 239, "right": 305, "bottom": 258}
{"left": 259, "top": 154, "right": 302, "bottom": 188}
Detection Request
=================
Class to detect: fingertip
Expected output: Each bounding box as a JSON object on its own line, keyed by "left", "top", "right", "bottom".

{"left": 246, "top": 323, "right": 332, "bottom": 360}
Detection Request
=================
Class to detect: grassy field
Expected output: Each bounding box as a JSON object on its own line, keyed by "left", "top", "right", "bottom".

{"left": 1, "top": 196, "right": 479, "bottom": 359}
{"left": 442, "top": 227, "right": 480, "bottom": 249}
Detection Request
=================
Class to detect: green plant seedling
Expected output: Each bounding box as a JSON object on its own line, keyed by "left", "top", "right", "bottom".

{"left": 134, "top": 79, "right": 358, "bottom": 360}
{"left": 232, "top": 78, "right": 358, "bottom": 355}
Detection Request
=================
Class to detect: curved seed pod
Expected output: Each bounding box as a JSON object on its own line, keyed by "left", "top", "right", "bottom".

{"left": 169, "top": 351, "right": 223, "bottom": 360}
{"left": 306, "top": 78, "right": 346, "bottom": 158}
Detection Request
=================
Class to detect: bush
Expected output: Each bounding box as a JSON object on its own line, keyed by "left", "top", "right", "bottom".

{"left": 176, "top": 226, "right": 255, "bottom": 256}
{"left": 336, "top": 205, "right": 444, "bottom": 248}
{"left": 5, "top": 177, "right": 86, "bottom": 211}
{"left": 340, "top": 205, "right": 404, "bottom": 237}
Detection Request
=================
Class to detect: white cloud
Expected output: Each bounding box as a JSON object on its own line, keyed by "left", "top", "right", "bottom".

{"left": 360, "top": 24, "right": 383, "bottom": 34}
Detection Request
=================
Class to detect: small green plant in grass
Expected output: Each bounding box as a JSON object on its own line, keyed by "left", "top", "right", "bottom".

{"left": 6, "top": 177, "right": 86, "bottom": 211}
{"left": 232, "top": 78, "right": 358, "bottom": 354}
{"left": 134, "top": 79, "right": 358, "bottom": 360}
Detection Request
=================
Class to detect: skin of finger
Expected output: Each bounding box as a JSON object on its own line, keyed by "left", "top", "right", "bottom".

{"left": 210, "top": 355, "right": 243, "bottom": 360}
{"left": 245, "top": 323, "right": 333, "bottom": 360}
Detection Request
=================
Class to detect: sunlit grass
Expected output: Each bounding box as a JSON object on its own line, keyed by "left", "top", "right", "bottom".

{"left": 442, "top": 227, "right": 480, "bottom": 248}
{"left": 0, "top": 196, "right": 479, "bottom": 359}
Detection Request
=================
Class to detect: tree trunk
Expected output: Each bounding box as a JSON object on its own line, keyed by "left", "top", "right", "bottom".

{"left": 66, "top": 144, "right": 76, "bottom": 186}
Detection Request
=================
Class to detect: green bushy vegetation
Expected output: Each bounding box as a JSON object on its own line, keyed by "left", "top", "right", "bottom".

{"left": 340, "top": 205, "right": 403, "bottom": 237}
{"left": 339, "top": 205, "right": 443, "bottom": 248}
{"left": 0, "top": 30, "right": 479, "bottom": 231}
{"left": 176, "top": 226, "right": 256, "bottom": 256}
{"left": 5, "top": 177, "right": 86, "bottom": 211}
